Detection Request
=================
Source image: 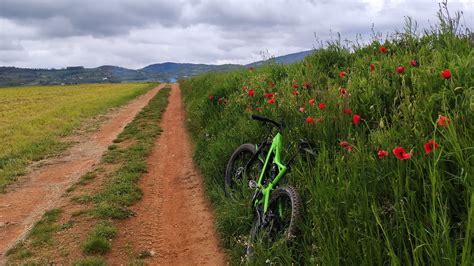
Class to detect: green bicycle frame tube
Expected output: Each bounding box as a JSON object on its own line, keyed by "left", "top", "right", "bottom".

{"left": 256, "top": 132, "right": 287, "bottom": 213}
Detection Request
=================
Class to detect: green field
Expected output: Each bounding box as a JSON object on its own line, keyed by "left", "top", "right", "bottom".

{"left": 182, "top": 16, "right": 473, "bottom": 265}
{"left": 0, "top": 83, "right": 156, "bottom": 191}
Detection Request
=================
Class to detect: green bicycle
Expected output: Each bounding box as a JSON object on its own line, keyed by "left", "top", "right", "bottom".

{"left": 225, "top": 114, "right": 315, "bottom": 255}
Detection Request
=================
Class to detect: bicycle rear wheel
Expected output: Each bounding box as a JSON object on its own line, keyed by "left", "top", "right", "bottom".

{"left": 224, "top": 143, "right": 261, "bottom": 199}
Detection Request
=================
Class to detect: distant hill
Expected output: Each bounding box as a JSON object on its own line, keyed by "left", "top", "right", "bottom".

{"left": 0, "top": 49, "right": 314, "bottom": 87}
{"left": 141, "top": 62, "right": 242, "bottom": 82}
{"left": 247, "top": 50, "right": 314, "bottom": 67}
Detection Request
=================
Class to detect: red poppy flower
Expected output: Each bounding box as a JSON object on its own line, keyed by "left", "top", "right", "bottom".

{"left": 299, "top": 107, "right": 305, "bottom": 113}
{"left": 318, "top": 103, "right": 326, "bottom": 110}
{"left": 248, "top": 89, "right": 255, "bottom": 97}
{"left": 339, "top": 87, "right": 348, "bottom": 97}
{"left": 292, "top": 90, "right": 299, "bottom": 96}
{"left": 256, "top": 107, "right": 263, "bottom": 112}
{"left": 309, "top": 99, "right": 316, "bottom": 105}
{"left": 269, "top": 82, "right": 275, "bottom": 87}
{"left": 209, "top": 95, "right": 214, "bottom": 101}
{"left": 339, "top": 70, "right": 346, "bottom": 78}
{"left": 353, "top": 114, "right": 361, "bottom": 125}
{"left": 339, "top": 141, "right": 353, "bottom": 152}
{"left": 267, "top": 98, "right": 276, "bottom": 104}
{"left": 302, "top": 82, "right": 311, "bottom": 89}
{"left": 218, "top": 97, "right": 226, "bottom": 105}
{"left": 343, "top": 108, "right": 352, "bottom": 115}
{"left": 396, "top": 66, "right": 405, "bottom": 74}
{"left": 377, "top": 149, "right": 389, "bottom": 159}
{"left": 424, "top": 139, "right": 440, "bottom": 154}
{"left": 306, "top": 117, "right": 314, "bottom": 124}
{"left": 379, "top": 46, "right": 387, "bottom": 53}
{"left": 392, "top": 147, "right": 412, "bottom": 160}
{"left": 370, "top": 64, "right": 375, "bottom": 72}
{"left": 264, "top": 93, "right": 275, "bottom": 99}
{"left": 437, "top": 115, "right": 450, "bottom": 127}
{"left": 292, "top": 84, "right": 298, "bottom": 89}
{"left": 441, "top": 69, "right": 451, "bottom": 79}
{"left": 410, "top": 60, "right": 419, "bottom": 67}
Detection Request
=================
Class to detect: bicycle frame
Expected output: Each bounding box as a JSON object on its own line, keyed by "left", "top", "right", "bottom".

{"left": 254, "top": 132, "right": 287, "bottom": 214}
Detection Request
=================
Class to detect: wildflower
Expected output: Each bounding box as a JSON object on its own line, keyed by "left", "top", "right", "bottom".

{"left": 269, "top": 81, "right": 275, "bottom": 87}
{"left": 292, "top": 90, "right": 299, "bottom": 96}
{"left": 318, "top": 103, "right": 326, "bottom": 110}
{"left": 209, "top": 95, "right": 214, "bottom": 101}
{"left": 302, "top": 82, "right": 311, "bottom": 89}
{"left": 339, "top": 70, "right": 346, "bottom": 78}
{"left": 424, "top": 139, "right": 440, "bottom": 154}
{"left": 292, "top": 84, "right": 298, "bottom": 89}
{"left": 264, "top": 93, "right": 275, "bottom": 99}
{"left": 377, "top": 149, "right": 389, "bottom": 159}
{"left": 268, "top": 98, "right": 276, "bottom": 104}
{"left": 248, "top": 89, "right": 255, "bottom": 97}
{"left": 299, "top": 107, "right": 305, "bottom": 113}
{"left": 306, "top": 117, "right": 314, "bottom": 124}
{"left": 370, "top": 63, "right": 375, "bottom": 72}
{"left": 339, "top": 141, "right": 353, "bottom": 152}
{"left": 441, "top": 69, "right": 451, "bottom": 79}
{"left": 379, "top": 46, "right": 388, "bottom": 53}
{"left": 396, "top": 66, "right": 405, "bottom": 74}
{"left": 353, "top": 114, "right": 361, "bottom": 125}
{"left": 392, "top": 147, "right": 412, "bottom": 160}
{"left": 339, "top": 87, "right": 348, "bottom": 97}
{"left": 218, "top": 97, "right": 226, "bottom": 105}
{"left": 309, "top": 99, "right": 316, "bottom": 106}
{"left": 437, "top": 115, "right": 450, "bottom": 127}
{"left": 343, "top": 108, "right": 353, "bottom": 115}
{"left": 410, "top": 60, "right": 419, "bottom": 67}
{"left": 242, "top": 86, "right": 248, "bottom": 91}
{"left": 256, "top": 107, "right": 263, "bottom": 112}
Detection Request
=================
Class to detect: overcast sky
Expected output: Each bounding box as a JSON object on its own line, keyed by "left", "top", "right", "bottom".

{"left": 0, "top": 0, "right": 472, "bottom": 69}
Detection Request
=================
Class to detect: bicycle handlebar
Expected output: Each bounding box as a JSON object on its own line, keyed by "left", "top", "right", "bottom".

{"left": 251, "top": 114, "right": 282, "bottom": 129}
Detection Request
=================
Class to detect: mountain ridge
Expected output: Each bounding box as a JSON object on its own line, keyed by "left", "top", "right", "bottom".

{"left": 0, "top": 50, "right": 314, "bottom": 87}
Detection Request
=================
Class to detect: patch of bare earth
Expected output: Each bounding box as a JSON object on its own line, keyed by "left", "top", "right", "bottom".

{"left": 0, "top": 84, "right": 166, "bottom": 264}
{"left": 106, "top": 83, "right": 226, "bottom": 265}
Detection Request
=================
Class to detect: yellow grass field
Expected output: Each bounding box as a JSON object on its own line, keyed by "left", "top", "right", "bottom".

{"left": 0, "top": 83, "right": 157, "bottom": 191}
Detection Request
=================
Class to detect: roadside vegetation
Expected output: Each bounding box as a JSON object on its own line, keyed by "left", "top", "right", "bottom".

{"left": 0, "top": 82, "right": 157, "bottom": 191}
{"left": 181, "top": 6, "right": 473, "bottom": 265}
{"left": 6, "top": 87, "right": 171, "bottom": 264}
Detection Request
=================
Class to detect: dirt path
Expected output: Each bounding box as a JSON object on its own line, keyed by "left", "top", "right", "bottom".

{"left": 0, "top": 84, "right": 167, "bottom": 263}
{"left": 107, "top": 83, "right": 226, "bottom": 265}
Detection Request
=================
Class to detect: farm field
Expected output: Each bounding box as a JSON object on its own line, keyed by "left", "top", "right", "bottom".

{"left": 181, "top": 19, "right": 473, "bottom": 265}
{"left": 0, "top": 83, "right": 156, "bottom": 191}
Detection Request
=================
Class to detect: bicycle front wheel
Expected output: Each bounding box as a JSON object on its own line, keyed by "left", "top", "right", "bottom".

{"left": 247, "top": 186, "right": 301, "bottom": 256}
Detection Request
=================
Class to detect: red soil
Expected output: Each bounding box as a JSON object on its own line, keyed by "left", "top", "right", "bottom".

{"left": 106, "top": 83, "right": 226, "bottom": 265}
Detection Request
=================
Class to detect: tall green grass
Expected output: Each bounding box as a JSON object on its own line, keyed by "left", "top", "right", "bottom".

{"left": 181, "top": 12, "right": 473, "bottom": 265}
{"left": 0, "top": 82, "right": 157, "bottom": 191}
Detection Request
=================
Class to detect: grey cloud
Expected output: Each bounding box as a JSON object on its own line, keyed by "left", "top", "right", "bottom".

{"left": 0, "top": 0, "right": 183, "bottom": 37}
{"left": 0, "top": 0, "right": 472, "bottom": 69}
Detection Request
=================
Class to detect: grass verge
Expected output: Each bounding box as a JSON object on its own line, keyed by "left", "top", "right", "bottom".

{"left": 181, "top": 11, "right": 473, "bottom": 265}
